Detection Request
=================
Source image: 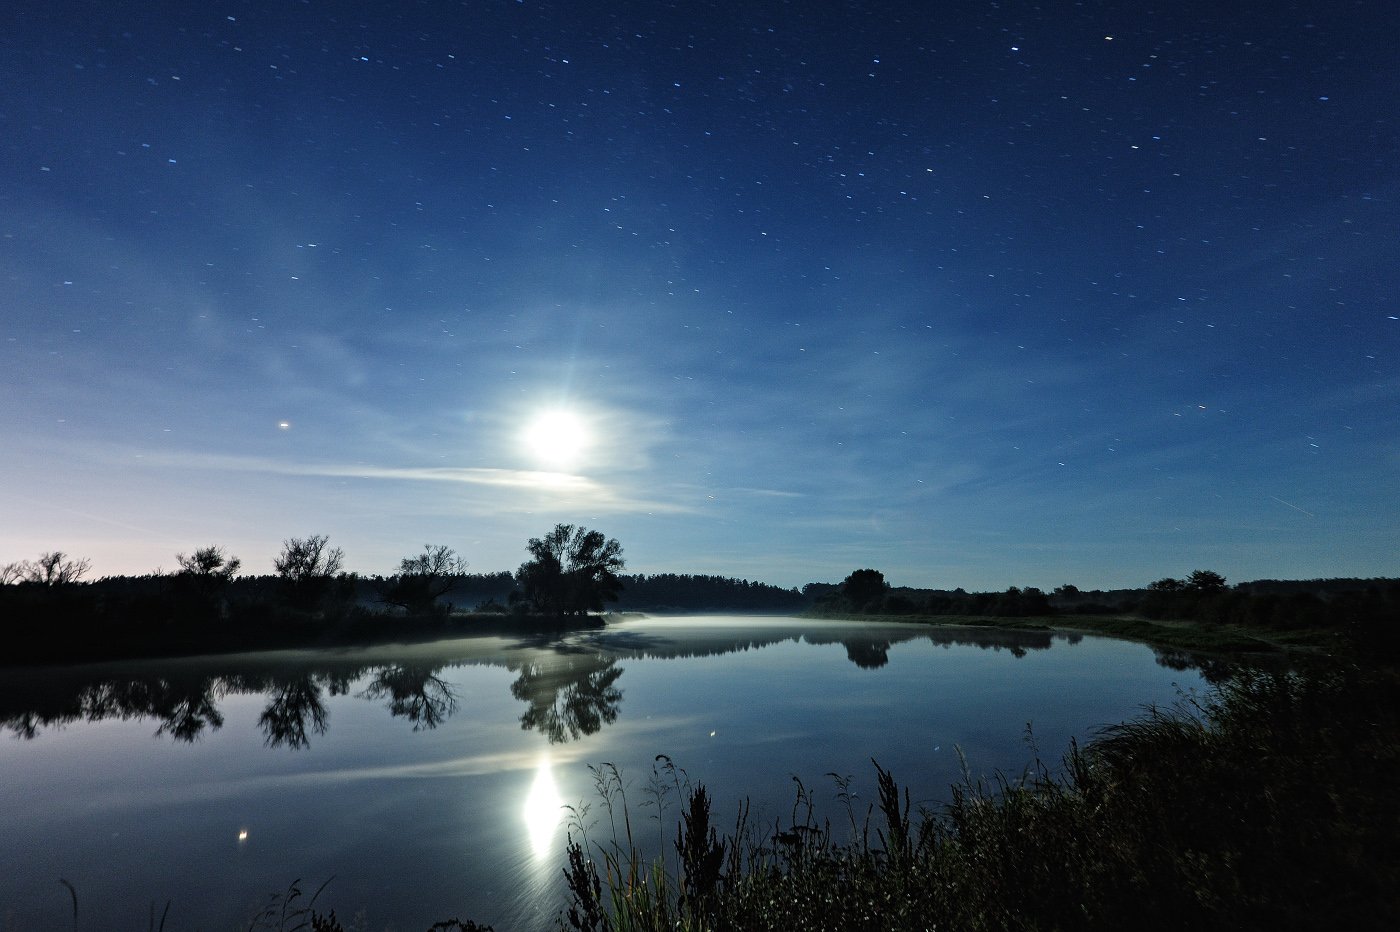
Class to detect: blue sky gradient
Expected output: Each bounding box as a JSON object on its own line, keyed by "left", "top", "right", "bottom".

{"left": 3, "top": 1, "right": 1396, "bottom": 589}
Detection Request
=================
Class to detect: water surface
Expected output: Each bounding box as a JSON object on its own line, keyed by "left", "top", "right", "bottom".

{"left": 0, "top": 616, "right": 1211, "bottom": 930}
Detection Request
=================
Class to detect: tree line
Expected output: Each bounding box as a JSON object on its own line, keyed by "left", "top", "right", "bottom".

{"left": 5, "top": 536, "right": 1395, "bottom": 662}
{"left": 812, "top": 567, "right": 1398, "bottom": 656}
{"left": 0, "top": 525, "right": 629, "bottom": 663}
{"left": 612, "top": 573, "right": 806, "bottom": 613}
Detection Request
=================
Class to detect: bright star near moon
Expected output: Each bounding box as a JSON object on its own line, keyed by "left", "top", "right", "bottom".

{"left": 521, "top": 409, "right": 590, "bottom": 469}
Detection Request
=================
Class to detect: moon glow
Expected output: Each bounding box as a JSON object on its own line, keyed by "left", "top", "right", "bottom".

{"left": 521, "top": 409, "right": 590, "bottom": 468}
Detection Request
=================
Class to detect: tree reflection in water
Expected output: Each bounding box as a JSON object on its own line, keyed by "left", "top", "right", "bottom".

{"left": 0, "top": 676, "right": 226, "bottom": 742}
{"left": 509, "top": 654, "right": 624, "bottom": 743}
{"left": 0, "top": 664, "right": 458, "bottom": 748}
{"left": 256, "top": 674, "right": 329, "bottom": 749}
{"left": 0, "top": 621, "right": 1214, "bottom": 748}
{"left": 359, "top": 665, "right": 459, "bottom": 730}
{"left": 843, "top": 638, "right": 892, "bottom": 669}
{"left": 99, "top": 677, "right": 227, "bottom": 742}
{"left": 1153, "top": 648, "right": 1236, "bottom": 684}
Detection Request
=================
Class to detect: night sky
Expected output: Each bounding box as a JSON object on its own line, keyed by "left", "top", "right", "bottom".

{"left": 3, "top": 1, "right": 1397, "bottom": 590}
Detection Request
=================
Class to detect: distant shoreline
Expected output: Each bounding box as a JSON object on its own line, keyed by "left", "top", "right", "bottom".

{"left": 807, "top": 610, "right": 1339, "bottom": 657}
{"left": 1, "top": 609, "right": 608, "bottom": 668}
{"left": 3, "top": 605, "right": 1340, "bottom": 670}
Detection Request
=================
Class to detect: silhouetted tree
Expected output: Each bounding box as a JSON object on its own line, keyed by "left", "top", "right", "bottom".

{"left": 1186, "top": 569, "right": 1228, "bottom": 593}
{"left": 13, "top": 551, "right": 91, "bottom": 586}
{"left": 380, "top": 544, "right": 467, "bottom": 614}
{"left": 175, "top": 545, "right": 241, "bottom": 603}
{"left": 274, "top": 534, "right": 345, "bottom": 612}
{"left": 1148, "top": 577, "right": 1184, "bottom": 592}
{"left": 840, "top": 568, "right": 888, "bottom": 611}
{"left": 516, "top": 524, "right": 625, "bottom": 615}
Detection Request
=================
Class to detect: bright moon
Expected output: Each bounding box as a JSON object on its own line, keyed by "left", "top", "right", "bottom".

{"left": 521, "top": 409, "right": 590, "bottom": 468}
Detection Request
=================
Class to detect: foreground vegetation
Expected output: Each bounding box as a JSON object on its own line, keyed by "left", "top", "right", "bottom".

{"left": 540, "top": 662, "right": 1399, "bottom": 931}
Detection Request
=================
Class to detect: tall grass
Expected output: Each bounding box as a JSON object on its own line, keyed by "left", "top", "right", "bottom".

{"left": 557, "top": 664, "right": 1399, "bottom": 930}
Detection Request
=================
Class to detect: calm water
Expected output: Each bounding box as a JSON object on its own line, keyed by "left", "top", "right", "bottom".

{"left": 0, "top": 616, "right": 1210, "bottom": 930}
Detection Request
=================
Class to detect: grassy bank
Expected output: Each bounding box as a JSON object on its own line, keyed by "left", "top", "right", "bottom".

{"left": 1048, "top": 612, "right": 1339, "bottom": 654}
{"left": 546, "top": 661, "right": 1398, "bottom": 931}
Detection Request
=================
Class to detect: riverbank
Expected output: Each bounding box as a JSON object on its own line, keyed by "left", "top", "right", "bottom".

{"left": 6, "top": 605, "right": 1337, "bottom": 668}
{"left": 2, "top": 608, "right": 606, "bottom": 667}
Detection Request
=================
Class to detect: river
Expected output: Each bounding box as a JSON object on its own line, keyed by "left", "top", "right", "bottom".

{"left": 0, "top": 616, "right": 1211, "bottom": 930}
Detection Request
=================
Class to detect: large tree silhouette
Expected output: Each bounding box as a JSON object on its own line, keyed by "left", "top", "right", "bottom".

{"left": 516, "top": 524, "right": 625, "bottom": 615}
{"left": 174, "top": 545, "right": 241, "bottom": 611}
{"left": 273, "top": 534, "right": 344, "bottom": 612}
{"left": 8, "top": 551, "right": 91, "bottom": 586}
{"left": 839, "top": 568, "right": 887, "bottom": 611}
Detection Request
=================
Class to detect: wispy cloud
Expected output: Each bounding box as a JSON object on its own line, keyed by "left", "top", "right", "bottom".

{"left": 713, "top": 486, "right": 805, "bottom": 499}
{"left": 124, "top": 448, "right": 695, "bottom": 515}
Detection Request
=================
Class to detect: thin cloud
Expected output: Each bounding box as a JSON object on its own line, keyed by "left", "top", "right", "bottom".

{"left": 715, "top": 486, "right": 805, "bottom": 499}
{"left": 126, "top": 449, "right": 695, "bottom": 515}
